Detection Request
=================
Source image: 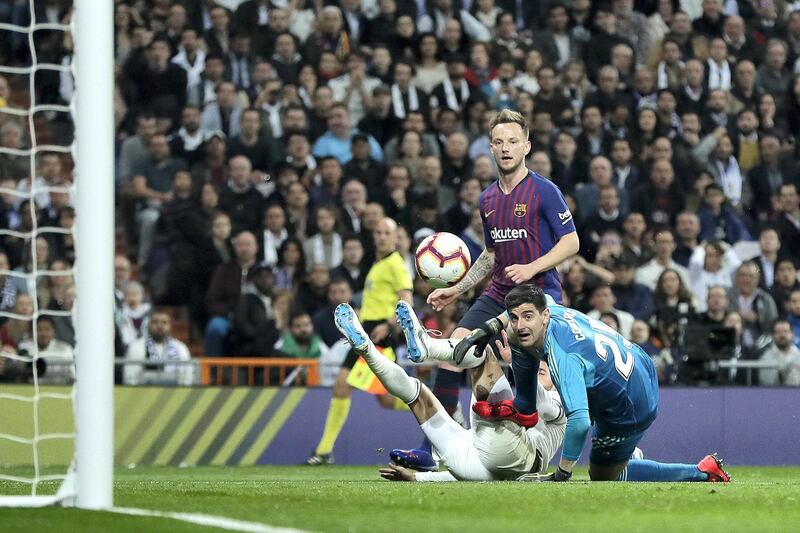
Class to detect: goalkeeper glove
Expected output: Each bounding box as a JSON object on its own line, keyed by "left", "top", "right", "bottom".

{"left": 452, "top": 317, "right": 504, "bottom": 364}
{"left": 541, "top": 466, "right": 572, "bottom": 482}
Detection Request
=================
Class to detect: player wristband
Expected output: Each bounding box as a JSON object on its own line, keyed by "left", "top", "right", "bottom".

{"left": 553, "top": 466, "right": 572, "bottom": 482}
{"left": 481, "top": 317, "right": 504, "bottom": 335}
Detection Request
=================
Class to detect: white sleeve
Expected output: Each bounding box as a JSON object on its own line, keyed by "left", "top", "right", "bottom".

{"left": 459, "top": 10, "right": 491, "bottom": 41}
{"left": 537, "top": 386, "right": 565, "bottom": 424}
{"left": 415, "top": 471, "right": 458, "bottom": 482}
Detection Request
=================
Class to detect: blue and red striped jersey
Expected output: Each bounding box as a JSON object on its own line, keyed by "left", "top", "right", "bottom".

{"left": 479, "top": 170, "right": 576, "bottom": 304}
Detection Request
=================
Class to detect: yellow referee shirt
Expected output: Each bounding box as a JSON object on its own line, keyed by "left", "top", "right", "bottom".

{"left": 359, "top": 251, "right": 413, "bottom": 322}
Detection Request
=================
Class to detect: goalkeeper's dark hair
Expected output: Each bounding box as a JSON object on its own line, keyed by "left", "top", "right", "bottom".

{"left": 504, "top": 284, "right": 547, "bottom": 313}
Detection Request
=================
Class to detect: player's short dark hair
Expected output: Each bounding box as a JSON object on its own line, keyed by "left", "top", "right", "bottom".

{"left": 488, "top": 109, "right": 529, "bottom": 140}
{"left": 505, "top": 285, "right": 547, "bottom": 313}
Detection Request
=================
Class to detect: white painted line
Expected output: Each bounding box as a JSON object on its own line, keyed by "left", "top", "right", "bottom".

{"left": 110, "top": 507, "right": 311, "bottom": 533}
{"left": 0, "top": 495, "right": 65, "bottom": 507}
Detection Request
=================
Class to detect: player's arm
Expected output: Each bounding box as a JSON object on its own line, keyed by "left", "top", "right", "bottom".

{"left": 379, "top": 464, "right": 458, "bottom": 482}
{"left": 454, "top": 247, "right": 495, "bottom": 294}
{"left": 506, "top": 231, "right": 579, "bottom": 284}
{"left": 427, "top": 247, "right": 495, "bottom": 311}
{"left": 549, "top": 350, "right": 592, "bottom": 480}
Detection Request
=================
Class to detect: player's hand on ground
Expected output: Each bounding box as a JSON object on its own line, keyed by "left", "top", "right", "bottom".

{"left": 379, "top": 464, "right": 415, "bottom": 482}
{"left": 453, "top": 328, "right": 490, "bottom": 364}
{"left": 370, "top": 323, "right": 390, "bottom": 343}
{"left": 427, "top": 286, "right": 459, "bottom": 311}
{"left": 540, "top": 466, "right": 572, "bottom": 482}
{"left": 494, "top": 330, "right": 513, "bottom": 365}
{"left": 505, "top": 263, "right": 538, "bottom": 284}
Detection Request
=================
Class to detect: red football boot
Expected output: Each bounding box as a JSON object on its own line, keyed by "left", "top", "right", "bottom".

{"left": 697, "top": 453, "right": 731, "bottom": 482}
{"left": 491, "top": 400, "right": 540, "bottom": 428}
{"left": 472, "top": 400, "right": 494, "bottom": 419}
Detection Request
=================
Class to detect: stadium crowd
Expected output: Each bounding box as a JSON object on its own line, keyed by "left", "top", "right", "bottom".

{"left": 2, "top": 0, "right": 800, "bottom": 386}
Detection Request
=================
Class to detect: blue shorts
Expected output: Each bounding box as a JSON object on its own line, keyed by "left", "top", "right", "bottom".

{"left": 457, "top": 294, "right": 505, "bottom": 330}
{"left": 589, "top": 416, "right": 655, "bottom": 466}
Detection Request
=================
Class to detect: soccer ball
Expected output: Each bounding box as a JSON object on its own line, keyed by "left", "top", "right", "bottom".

{"left": 415, "top": 232, "right": 471, "bottom": 289}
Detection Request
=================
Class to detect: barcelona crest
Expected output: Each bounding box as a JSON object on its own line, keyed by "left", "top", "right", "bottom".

{"left": 514, "top": 203, "right": 527, "bottom": 217}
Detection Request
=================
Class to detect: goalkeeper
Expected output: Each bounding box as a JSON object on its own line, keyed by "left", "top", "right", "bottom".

{"left": 407, "top": 284, "right": 731, "bottom": 483}
{"left": 333, "top": 302, "right": 567, "bottom": 481}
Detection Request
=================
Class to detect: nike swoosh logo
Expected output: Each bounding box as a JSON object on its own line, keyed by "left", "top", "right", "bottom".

{"left": 485, "top": 210, "right": 496, "bottom": 217}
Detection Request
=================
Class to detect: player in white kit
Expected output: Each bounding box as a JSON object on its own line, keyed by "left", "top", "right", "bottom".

{"left": 333, "top": 302, "right": 566, "bottom": 481}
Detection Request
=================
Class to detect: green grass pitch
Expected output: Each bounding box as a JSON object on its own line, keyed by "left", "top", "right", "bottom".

{"left": 2, "top": 466, "right": 799, "bottom": 532}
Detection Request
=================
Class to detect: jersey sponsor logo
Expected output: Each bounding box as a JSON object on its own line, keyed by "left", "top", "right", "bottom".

{"left": 490, "top": 227, "right": 529, "bottom": 242}
{"left": 485, "top": 209, "right": 496, "bottom": 218}
{"left": 514, "top": 203, "right": 527, "bottom": 217}
{"left": 558, "top": 209, "right": 573, "bottom": 225}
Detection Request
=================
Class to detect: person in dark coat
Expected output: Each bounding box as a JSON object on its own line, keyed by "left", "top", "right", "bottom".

{"left": 232, "top": 264, "right": 279, "bottom": 356}
{"left": 312, "top": 278, "right": 354, "bottom": 347}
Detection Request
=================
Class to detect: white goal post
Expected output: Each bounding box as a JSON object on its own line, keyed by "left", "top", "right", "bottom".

{"left": 0, "top": 0, "right": 114, "bottom": 509}
{"left": 73, "top": 0, "right": 115, "bottom": 510}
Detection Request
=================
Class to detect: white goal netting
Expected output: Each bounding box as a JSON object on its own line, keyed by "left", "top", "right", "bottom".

{"left": 0, "top": 2, "right": 77, "bottom": 504}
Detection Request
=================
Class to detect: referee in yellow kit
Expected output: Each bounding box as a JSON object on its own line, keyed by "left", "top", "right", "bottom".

{"left": 307, "top": 217, "right": 413, "bottom": 465}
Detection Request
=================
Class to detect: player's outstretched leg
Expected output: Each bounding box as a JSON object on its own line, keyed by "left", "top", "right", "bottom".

{"left": 334, "top": 304, "right": 421, "bottom": 404}
{"left": 697, "top": 453, "right": 732, "bottom": 482}
{"left": 615, "top": 454, "right": 731, "bottom": 482}
{"left": 395, "top": 301, "right": 485, "bottom": 368}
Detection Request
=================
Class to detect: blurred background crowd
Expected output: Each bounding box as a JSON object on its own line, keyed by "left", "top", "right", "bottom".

{"left": 1, "top": 0, "right": 800, "bottom": 386}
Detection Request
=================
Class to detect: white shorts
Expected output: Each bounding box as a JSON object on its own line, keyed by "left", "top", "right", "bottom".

{"left": 421, "top": 376, "right": 565, "bottom": 481}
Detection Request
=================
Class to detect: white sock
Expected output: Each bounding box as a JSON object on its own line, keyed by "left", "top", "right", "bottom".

{"left": 361, "top": 342, "right": 420, "bottom": 404}
{"left": 427, "top": 338, "right": 483, "bottom": 368}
